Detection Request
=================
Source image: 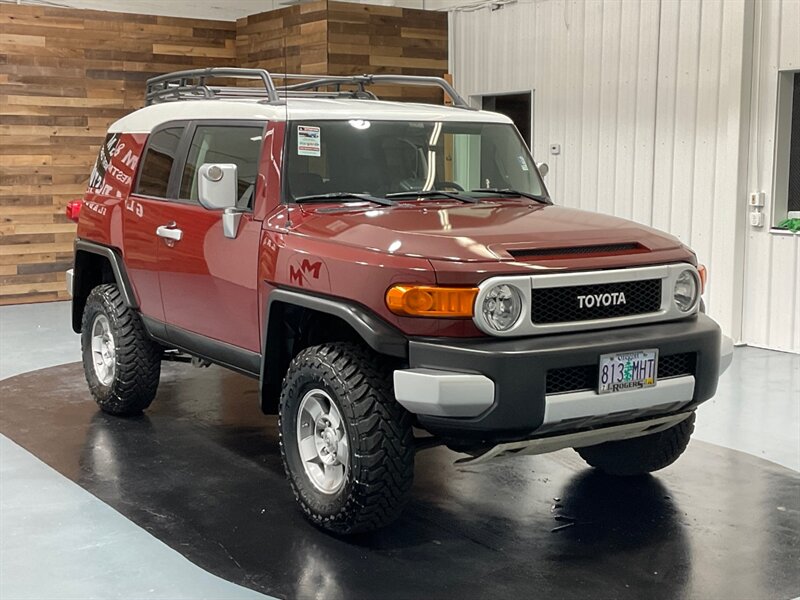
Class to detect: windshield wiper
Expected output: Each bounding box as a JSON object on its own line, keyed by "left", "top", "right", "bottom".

{"left": 385, "top": 190, "right": 479, "bottom": 203}
{"left": 293, "top": 192, "right": 395, "bottom": 207}
{"left": 471, "top": 188, "right": 551, "bottom": 204}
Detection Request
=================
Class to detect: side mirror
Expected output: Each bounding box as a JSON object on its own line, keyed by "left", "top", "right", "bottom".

{"left": 198, "top": 163, "right": 237, "bottom": 210}
{"left": 537, "top": 162, "right": 549, "bottom": 177}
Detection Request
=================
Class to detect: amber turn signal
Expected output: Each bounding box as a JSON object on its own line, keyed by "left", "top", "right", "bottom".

{"left": 386, "top": 285, "right": 478, "bottom": 317}
{"left": 698, "top": 264, "right": 707, "bottom": 294}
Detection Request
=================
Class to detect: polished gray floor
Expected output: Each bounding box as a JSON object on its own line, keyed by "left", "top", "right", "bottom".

{"left": 0, "top": 436, "right": 268, "bottom": 600}
{"left": 0, "top": 301, "right": 798, "bottom": 600}
{"left": 0, "top": 301, "right": 80, "bottom": 380}
{"left": 1, "top": 301, "right": 797, "bottom": 470}
{"left": 1, "top": 302, "right": 272, "bottom": 600}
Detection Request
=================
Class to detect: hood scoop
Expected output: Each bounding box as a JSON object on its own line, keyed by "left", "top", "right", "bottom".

{"left": 508, "top": 242, "right": 648, "bottom": 261}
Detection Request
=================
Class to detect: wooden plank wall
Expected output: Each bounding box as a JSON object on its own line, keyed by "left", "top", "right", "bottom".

{"left": 0, "top": 1, "right": 447, "bottom": 305}
{"left": 0, "top": 3, "right": 235, "bottom": 304}
{"left": 326, "top": 2, "right": 448, "bottom": 103}
{"left": 236, "top": 1, "right": 328, "bottom": 75}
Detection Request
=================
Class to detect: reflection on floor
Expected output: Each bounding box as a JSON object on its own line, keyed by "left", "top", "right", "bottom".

{"left": 2, "top": 302, "right": 798, "bottom": 470}
{"left": 0, "top": 436, "right": 268, "bottom": 600}
{"left": 1, "top": 362, "right": 798, "bottom": 600}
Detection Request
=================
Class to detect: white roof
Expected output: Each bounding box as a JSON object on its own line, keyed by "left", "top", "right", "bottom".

{"left": 108, "top": 98, "right": 512, "bottom": 134}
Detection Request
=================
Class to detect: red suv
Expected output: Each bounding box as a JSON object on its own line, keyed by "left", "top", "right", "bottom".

{"left": 66, "top": 68, "right": 732, "bottom": 534}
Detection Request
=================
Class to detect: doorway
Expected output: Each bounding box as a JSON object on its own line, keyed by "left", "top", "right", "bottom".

{"left": 481, "top": 92, "right": 532, "bottom": 148}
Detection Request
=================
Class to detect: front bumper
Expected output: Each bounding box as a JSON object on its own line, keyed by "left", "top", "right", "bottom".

{"left": 394, "top": 314, "right": 727, "bottom": 441}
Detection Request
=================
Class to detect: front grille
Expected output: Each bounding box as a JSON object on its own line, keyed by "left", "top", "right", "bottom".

{"left": 509, "top": 243, "right": 645, "bottom": 260}
{"left": 545, "top": 352, "right": 696, "bottom": 395}
{"left": 531, "top": 279, "right": 662, "bottom": 324}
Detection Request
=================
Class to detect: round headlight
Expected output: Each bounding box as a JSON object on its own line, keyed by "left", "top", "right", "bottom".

{"left": 481, "top": 284, "right": 523, "bottom": 331}
{"left": 674, "top": 270, "right": 699, "bottom": 312}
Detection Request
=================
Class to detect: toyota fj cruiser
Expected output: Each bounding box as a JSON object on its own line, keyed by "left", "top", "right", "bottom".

{"left": 66, "top": 68, "right": 733, "bottom": 534}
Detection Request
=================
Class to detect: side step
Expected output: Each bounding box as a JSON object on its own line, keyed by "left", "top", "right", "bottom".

{"left": 454, "top": 412, "right": 693, "bottom": 467}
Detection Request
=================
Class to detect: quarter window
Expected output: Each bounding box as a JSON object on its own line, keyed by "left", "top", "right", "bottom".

{"left": 136, "top": 126, "right": 184, "bottom": 198}
{"left": 773, "top": 70, "right": 800, "bottom": 227}
{"left": 179, "top": 125, "right": 265, "bottom": 210}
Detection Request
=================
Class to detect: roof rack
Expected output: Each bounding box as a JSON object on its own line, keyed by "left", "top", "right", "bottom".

{"left": 144, "top": 68, "right": 472, "bottom": 109}
{"left": 145, "top": 68, "right": 281, "bottom": 105}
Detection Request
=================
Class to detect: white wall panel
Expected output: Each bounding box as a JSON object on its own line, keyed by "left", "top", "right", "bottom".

{"left": 741, "top": 0, "right": 800, "bottom": 353}
{"left": 450, "top": 0, "right": 767, "bottom": 346}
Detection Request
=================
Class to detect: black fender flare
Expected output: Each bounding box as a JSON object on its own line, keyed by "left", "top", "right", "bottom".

{"left": 72, "top": 239, "right": 138, "bottom": 331}
{"left": 259, "top": 288, "right": 408, "bottom": 411}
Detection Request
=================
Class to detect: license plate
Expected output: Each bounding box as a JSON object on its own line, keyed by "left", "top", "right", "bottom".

{"left": 598, "top": 349, "right": 658, "bottom": 394}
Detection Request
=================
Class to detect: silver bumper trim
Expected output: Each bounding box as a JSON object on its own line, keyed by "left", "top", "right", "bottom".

{"left": 393, "top": 368, "right": 494, "bottom": 418}
{"left": 473, "top": 263, "right": 700, "bottom": 338}
{"left": 65, "top": 268, "right": 74, "bottom": 296}
{"left": 455, "top": 412, "right": 693, "bottom": 466}
{"left": 543, "top": 375, "right": 695, "bottom": 425}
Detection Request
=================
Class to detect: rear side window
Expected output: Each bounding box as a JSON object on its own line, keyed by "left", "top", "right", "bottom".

{"left": 179, "top": 125, "right": 265, "bottom": 210}
{"left": 136, "top": 126, "right": 184, "bottom": 198}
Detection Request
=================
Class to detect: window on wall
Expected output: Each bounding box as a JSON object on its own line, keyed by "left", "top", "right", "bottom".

{"left": 179, "top": 124, "right": 265, "bottom": 210}
{"left": 787, "top": 73, "right": 800, "bottom": 214}
{"left": 136, "top": 126, "right": 184, "bottom": 198}
{"left": 774, "top": 71, "right": 800, "bottom": 228}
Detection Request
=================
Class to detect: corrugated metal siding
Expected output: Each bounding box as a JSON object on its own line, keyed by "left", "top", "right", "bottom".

{"left": 450, "top": 0, "right": 789, "bottom": 348}
{"left": 741, "top": 0, "right": 800, "bottom": 353}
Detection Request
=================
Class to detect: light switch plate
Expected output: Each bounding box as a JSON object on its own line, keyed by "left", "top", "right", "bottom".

{"left": 749, "top": 191, "right": 765, "bottom": 207}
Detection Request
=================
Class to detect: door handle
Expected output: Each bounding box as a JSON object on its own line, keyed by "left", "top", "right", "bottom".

{"left": 156, "top": 223, "right": 183, "bottom": 242}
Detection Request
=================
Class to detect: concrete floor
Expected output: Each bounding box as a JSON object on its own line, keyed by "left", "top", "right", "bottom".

{"left": 2, "top": 301, "right": 798, "bottom": 469}
{"left": 0, "top": 301, "right": 798, "bottom": 600}
{"left": 0, "top": 302, "right": 273, "bottom": 600}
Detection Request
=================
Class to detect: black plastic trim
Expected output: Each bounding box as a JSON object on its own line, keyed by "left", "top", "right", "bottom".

{"left": 410, "top": 314, "right": 721, "bottom": 440}
{"left": 265, "top": 289, "right": 408, "bottom": 358}
{"left": 74, "top": 240, "right": 138, "bottom": 308}
{"left": 258, "top": 288, "right": 408, "bottom": 413}
{"left": 142, "top": 316, "right": 260, "bottom": 378}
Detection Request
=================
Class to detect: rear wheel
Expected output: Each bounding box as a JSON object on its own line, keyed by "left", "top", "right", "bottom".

{"left": 279, "top": 343, "right": 415, "bottom": 534}
{"left": 575, "top": 413, "right": 695, "bottom": 476}
{"left": 81, "top": 284, "right": 161, "bottom": 416}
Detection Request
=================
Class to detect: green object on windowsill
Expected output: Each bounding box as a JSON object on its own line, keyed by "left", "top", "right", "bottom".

{"left": 777, "top": 218, "right": 800, "bottom": 232}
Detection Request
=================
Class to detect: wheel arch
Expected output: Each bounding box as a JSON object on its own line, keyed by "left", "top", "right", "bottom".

{"left": 259, "top": 289, "right": 407, "bottom": 414}
{"left": 72, "top": 240, "right": 138, "bottom": 333}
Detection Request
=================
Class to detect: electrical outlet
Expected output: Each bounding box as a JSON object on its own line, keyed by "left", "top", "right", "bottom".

{"left": 749, "top": 191, "right": 765, "bottom": 207}
{"left": 749, "top": 211, "right": 764, "bottom": 227}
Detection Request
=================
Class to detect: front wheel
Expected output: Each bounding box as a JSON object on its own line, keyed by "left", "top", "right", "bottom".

{"left": 279, "top": 343, "right": 415, "bottom": 534}
{"left": 575, "top": 412, "right": 696, "bottom": 476}
{"left": 81, "top": 284, "right": 161, "bottom": 416}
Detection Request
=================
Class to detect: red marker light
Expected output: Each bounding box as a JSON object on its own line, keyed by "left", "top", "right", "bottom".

{"left": 66, "top": 200, "right": 82, "bottom": 223}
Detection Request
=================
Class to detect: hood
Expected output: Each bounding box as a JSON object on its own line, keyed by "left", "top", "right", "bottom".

{"left": 289, "top": 201, "right": 687, "bottom": 263}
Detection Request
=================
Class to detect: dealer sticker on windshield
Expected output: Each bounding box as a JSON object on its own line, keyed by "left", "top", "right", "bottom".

{"left": 598, "top": 349, "right": 658, "bottom": 394}
{"left": 297, "top": 125, "right": 321, "bottom": 157}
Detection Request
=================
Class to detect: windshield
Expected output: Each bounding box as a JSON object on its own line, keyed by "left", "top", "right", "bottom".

{"left": 284, "top": 120, "right": 546, "bottom": 202}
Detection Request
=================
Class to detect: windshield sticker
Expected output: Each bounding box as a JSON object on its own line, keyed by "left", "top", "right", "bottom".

{"left": 517, "top": 155, "right": 529, "bottom": 171}
{"left": 297, "top": 126, "right": 321, "bottom": 157}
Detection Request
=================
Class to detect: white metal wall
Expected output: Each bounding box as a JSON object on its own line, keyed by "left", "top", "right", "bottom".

{"left": 450, "top": 0, "right": 799, "bottom": 352}
{"left": 741, "top": 0, "right": 800, "bottom": 353}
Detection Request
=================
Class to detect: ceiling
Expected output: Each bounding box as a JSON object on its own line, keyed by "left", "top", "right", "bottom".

{"left": 2, "top": 0, "right": 476, "bottom": 21}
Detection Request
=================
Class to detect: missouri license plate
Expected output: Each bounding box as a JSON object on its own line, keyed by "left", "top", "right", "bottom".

{"left": 598, "top": 349, "right": 658, "bottom": 394}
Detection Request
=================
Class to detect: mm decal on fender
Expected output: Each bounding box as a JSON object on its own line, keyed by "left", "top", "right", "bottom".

{"left": 288, "top": 257, "right": 330, "bottom": 290}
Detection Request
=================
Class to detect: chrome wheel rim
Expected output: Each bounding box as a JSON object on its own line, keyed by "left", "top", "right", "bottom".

{"left": 296, "top": 389, "right": 349, "bottom": 495}
{"left": 90, "top": 314, "right": 115, "bottom": 387}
